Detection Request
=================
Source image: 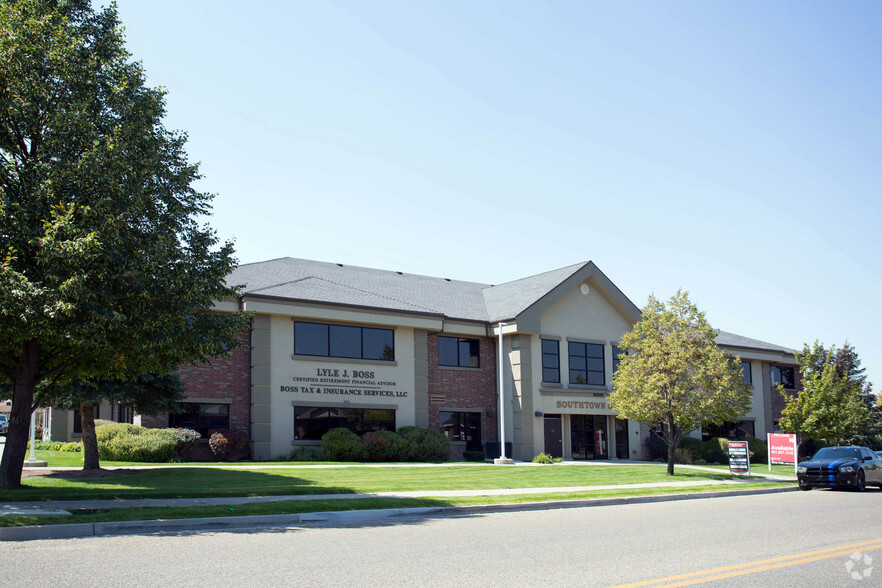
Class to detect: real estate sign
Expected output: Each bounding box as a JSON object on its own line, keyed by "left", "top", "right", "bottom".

{"left": 727, "top": 440, "right": 750, "bottom": 475}
{"left": 768, "top": 432, "right": 798, "bottom": 473}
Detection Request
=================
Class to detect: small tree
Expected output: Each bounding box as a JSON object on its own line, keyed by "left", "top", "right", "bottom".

{"left": 38, "top": 374, "right": 186, "bottom": 470}
{"left": 779, "top": 342, "right": 870, "bottom": 446}
{"left": 610, "top": 290, "right": 752, "bottom": 475}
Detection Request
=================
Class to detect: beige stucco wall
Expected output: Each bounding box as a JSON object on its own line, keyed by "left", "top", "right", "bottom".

{"left": 502, "top": 280, "right": 638, "bottom": 460}
{"left": 267, "top": 314, "right": 418, "bottom": 459}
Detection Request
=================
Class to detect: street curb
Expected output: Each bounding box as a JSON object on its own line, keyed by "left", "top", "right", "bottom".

{"left": 0, "top": 486, "right": 797, "bottom": 542}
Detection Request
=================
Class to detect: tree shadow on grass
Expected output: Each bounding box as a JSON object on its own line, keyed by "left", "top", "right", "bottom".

{"left": 4, "top": 467, "right": 360, "bottom": 502}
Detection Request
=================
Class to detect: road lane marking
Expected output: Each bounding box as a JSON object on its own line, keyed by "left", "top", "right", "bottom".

{"left": 612, "top": 538, "right": 882, "bottom": 587}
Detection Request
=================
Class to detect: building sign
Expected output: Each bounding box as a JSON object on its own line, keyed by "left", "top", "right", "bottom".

{"left": 280, "top": 367, "right": 408, "bottom": 399}
{"left": 727, "top": 440, "right": 750, "bottom": 475}
{"left": 546, "top": 398, "right": 615, "bottom": 415}
{"left": 768, "top": 432, "right": 798, "bottom": 473}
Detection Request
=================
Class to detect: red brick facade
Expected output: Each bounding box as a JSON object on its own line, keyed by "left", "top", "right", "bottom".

{"left": 427, "top": 334, "right": 498, "bottom": 456}
{"left": 137, "top": 330, "right": 251, "bottom": 434}
{"left": 770, "top": 364, "right": 803, "bottom": 424}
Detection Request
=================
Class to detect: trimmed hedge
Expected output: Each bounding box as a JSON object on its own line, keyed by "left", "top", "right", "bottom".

{"left": 320, "top": 426, "right": 450, "bottom": 463}
{"left": 95, "top": 423, "right": 201, "bottom": 462}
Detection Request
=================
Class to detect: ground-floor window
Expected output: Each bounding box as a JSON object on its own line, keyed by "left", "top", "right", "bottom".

{"left": 615, "top": 417, "right": 630, "bottom": 459}
{"left": 702, "top": 420, "right": 755, "bottom": 441}
{"left": 169, "top": 403, "right": 230, "bottom": 438}
{"left": 116, "top": 405, "right": 134, "bottom": 424}
{"left": 571, "top": 415, "right": 609, "bottom": 459}
{"left": 439, "top": 411, "right": 482, "bottom": 451}
{"left": 72, "top": 406, "right": 100, "bottom": 434}
{"left": 294, "top": 406, "right": 395, "bottom": 440}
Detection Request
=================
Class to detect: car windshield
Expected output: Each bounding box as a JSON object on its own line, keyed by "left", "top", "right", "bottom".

{"left": 812, "top": 447, "right": 861, "bottom": 460}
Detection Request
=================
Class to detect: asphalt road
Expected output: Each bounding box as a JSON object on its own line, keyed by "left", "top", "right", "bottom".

{"left": 2, "top": 488, "right": 880, "bottom": 587}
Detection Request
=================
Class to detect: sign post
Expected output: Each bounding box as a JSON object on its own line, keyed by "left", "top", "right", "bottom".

{"left": 727, "top": 440, "right": 750, "bottom": 475}
{"left": 768, "top": 432, "right": 798, "bottom": 474}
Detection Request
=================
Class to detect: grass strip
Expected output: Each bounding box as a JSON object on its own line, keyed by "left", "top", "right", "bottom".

{"left": 0, "top": 482, "right": 793, "bottom": 528}
{"left": 5, "top": 463, "right": 764, "bottom": 502}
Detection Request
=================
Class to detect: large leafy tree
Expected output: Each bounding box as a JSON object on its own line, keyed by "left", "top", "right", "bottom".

{"left": 610, "top": 290, "right": 752, "bottom": 475}
{"left": 38, "top": 373, "right": 186, "bottom": 470}
{"left": 779, "top": 342, "right": 871, "bottom": 446}
{"left": 0, "top": 0, "right": 249, "bottom": 488}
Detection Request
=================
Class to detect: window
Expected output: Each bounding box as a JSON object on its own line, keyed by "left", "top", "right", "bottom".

{"left": 771, "top": 365, "right": 795, "bottom": 389}
{"left": 439, "top": 411, "right": 481, "bottom": 451}
{"left": 740, "top": 361, "right": 752, "bottom": 385}
{"left": 438, "top": 336, "right": 480, "bottom": 367}
{"left": 541, "top": 339, "right": 560, "bottom": 383}
{"left": 293, "top": 406, "right": 395, "bottom": 440}
{"left": 702, "top": 420, "right": 755, "bottom": 441}
{"left": 116, "top": 405, "right": 134, "bottom": 424}
{"left": 72, "top": 406, "right": 100, "bottom": 434}
{"left": 612, "top": 345, "right": 625, "bottom": 373}
{"left": 294, "top": 322, "right": 395, "bottom": 361}
{"left": 169, "top": 403, "right": 230, "bottom": 438}
{"left": 568, "top": 342, "right": 605, "bottom": 386}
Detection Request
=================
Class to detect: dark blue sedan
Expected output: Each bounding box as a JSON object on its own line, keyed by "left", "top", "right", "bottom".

{"left": 797, "top": 446, "right": 882, "bottom": 491}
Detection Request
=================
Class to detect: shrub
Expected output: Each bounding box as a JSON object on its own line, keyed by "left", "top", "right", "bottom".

{"left": 679, "top": 437, "right": 704, "bottom": 458}
{"left": 674, "top": 447, "right": 693, "bottom": 464}
{"left": 463, "top": 450, "right": 485, "bottom": 462}
{"left": 288, "top": 446, "right": 321, "bottom": 461}
{"left": 321, "top": 428, "right": 365, "bottom": 461}
{"left": 95, "top": 421, "right": 143, "bottom": 443}
{"left": 532, "top": 452, "right": 555, "bottom": 464}
{"left": 170, "top": 427, "right": 201, "bottom": 455}
{"left": 693, "top": 458, "right": 707, "bottom": 465}
{"left": 208, "top": 429, "right": 250, "bottom": 461}
{"left": 709, "top": 437, "right": 730, "bottom": 464}
{"left": 646, "top": 434, "right": 668, "bottom": 461}
{"left": 746, "top": 436, "right": 768, "bottom": 464}
{"left": 60, "top": 442, "right": 83, "bottom": 452}
{"left": 99, "top": 430, "right": 178, "bottom": 462}
{"left": 363, "top": 430, "right": 406, "bottom": 462}
{"left": 398, "top": 426, "right": 450, "bottom": 462}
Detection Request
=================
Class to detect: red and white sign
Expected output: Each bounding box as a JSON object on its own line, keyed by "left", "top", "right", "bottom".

{"left": 768, "top": 433, "right": 798, "bottom": 471}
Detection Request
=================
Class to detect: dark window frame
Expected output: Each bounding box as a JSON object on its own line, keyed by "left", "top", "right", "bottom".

{"left": 168, "top": 403, "right": 230, "bottom": 438}
{"left": 541, "top": 339, "right": 560, "bottom": 383}
{"left": 438, "top": 336, "right": 480, "bottom": 368}
{"left": 568, "top": 341, "right": 605, "bottom": 386}
{"left": 294, "top": 321, "right": 395, "bottom": 362}
{"left": 612, "top": 345, "right": 625, "bottom": 374}
{"left": 439, "top": 411, "right": 482, "bottom": 451}
{"left": 293, "top": 406, "right": 396, "bottom": 440}
{"left": 740, "top": 361, "right": 752, "bottom": 385}
{"left": 771, "top": 365, "right": 795, "bottom": 389}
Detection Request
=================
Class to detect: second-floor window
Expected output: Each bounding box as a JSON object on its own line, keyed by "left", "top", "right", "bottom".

{"left": 771, "top": 365, "right": 795, "bottom": 389}
{"left": 294, "top": 322, "right": 395, "bottom": 361}
{"left": 542, "top": 339, "right": 560, "bottom": 383}
{"left": 569, "top": 342, "right": 605, "bottom": 386}
{"left": 438, "top": 336, "right": 480, "bottom": 367}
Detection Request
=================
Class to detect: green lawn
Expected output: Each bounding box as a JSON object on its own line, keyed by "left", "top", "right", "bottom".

{"left": 700, "top": 463, "right": 797, "bottom": 478}
{"left": 6, "top": 460, "right": 785, "bottom": 502}
{"left": 0, "top": 481, "right": 792, "bottom": 528}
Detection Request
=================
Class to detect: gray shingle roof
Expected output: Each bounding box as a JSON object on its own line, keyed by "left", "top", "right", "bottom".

{"left": 228, "top": 258, "right": 793, "bottom": 355}
{"left": 715, "top": 330, "right": 795, "bottom": 354}
{"left": 229, "top": 258, "right": 491, "bottom": 320}
{"left": 482, "top": 262, "right": 586, "bottom": 323}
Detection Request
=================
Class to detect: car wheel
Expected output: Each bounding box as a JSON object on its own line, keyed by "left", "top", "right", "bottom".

{"left": 856, "top": 470, "right": 867, "bottom": 492}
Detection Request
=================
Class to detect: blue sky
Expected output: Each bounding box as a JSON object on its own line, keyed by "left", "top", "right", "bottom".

{"left": 111, "top": 1, "right": 881, "bottom": 388}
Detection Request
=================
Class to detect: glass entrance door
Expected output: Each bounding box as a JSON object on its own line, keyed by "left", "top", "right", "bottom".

{"left": 570, "top": 415, "right": 609, "bottom": 460}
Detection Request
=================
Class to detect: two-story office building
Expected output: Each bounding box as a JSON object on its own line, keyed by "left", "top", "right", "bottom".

{"left": 46, "top": 258, "right": 800, "bottom": 461}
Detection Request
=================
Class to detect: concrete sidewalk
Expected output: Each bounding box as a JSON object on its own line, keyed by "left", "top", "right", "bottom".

{"left": 0, "top": 460, "right": 797, "bottom": 541}
{"left": 0, "top": 477, "right": 778, "bottom": 514}
{"left": 0, "top": 483, "right": 797, "bottom": 542}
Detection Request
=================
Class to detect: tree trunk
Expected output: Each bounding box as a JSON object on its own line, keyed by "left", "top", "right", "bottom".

{"left": 0, "top": 340, "right": 40, "bottom": 489}
{"left": 80, "top": 402, "right": 100, "bottom": 470}
{"left": 665, "top": 414, "right": 677, "bottom": 476}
